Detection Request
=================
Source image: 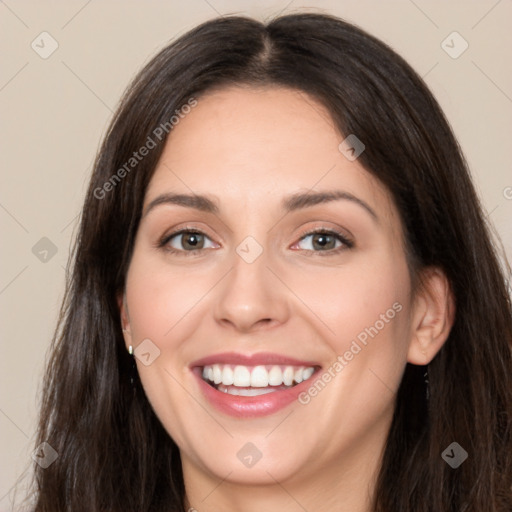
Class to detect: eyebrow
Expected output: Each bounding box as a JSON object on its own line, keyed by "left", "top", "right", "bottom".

{"left": 142, "top": 190, "right": 378, "bottom": 221}
{"left": 283, "top": 190, "right": 377, "bottom": 220}
{"left": 143, "top": 193, "right": 220, "bottom": 218}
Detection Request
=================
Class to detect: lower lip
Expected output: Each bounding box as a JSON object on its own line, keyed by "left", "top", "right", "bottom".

{"left": 192, "top": 368, "right": 319, "bottom": 418}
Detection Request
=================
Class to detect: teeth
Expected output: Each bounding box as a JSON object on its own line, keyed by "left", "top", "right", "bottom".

{"left": 233, "top": 365, "right": 251, "bottom": 386}
{"left": 303, "top": 367, "right": 314, "bottom": 380}
{"left": 222, "top": 365, "right": 234, "bottom": 385}
{"left": 218, "top": 384, "right": 280, "bottom": 396}
{"left": 250, "top": 365, "right": 268, "bottom": 387}
{"left": 212, "top": 364, "right": 222, "bottom": 384}
{"left": 268, "top": 366, "right": 282, "bottom": 386}
{"left": 283, "top": 366, "right": 294, "bottom": 386}
{"left": 201, "top": 364, "right": 316, "bottom": 388}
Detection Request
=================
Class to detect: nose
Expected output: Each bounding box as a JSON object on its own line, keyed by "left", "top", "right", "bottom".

{"left": 213, "top": 248, "right": 291, "bottom": 334}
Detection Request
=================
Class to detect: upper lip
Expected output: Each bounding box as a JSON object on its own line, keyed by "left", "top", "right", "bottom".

{"left": 190, "top": 352, "right": 321, "bottom": 368}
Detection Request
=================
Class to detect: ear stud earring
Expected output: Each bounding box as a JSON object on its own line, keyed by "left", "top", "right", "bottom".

{"left": 123, "top": 331, "right": 134, "bottom": 355}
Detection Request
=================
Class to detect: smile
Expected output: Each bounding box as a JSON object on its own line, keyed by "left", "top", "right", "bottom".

{"left": 191, "top": 352, "right": 321, "bottom": 417}
{"left": 201, "top": 364, "right": 316, "bottom": 396}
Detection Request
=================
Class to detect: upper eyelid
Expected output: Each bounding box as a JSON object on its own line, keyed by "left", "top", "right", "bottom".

{"left": 161, "top": 226, "right": 352, "bottom": 250}
{"left": 161, "top": 226, "right": 215, "bottom": 243}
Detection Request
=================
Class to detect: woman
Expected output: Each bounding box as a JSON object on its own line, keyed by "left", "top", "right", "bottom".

{"left": 27, "top": 12, "right": 512, "bottom": 511}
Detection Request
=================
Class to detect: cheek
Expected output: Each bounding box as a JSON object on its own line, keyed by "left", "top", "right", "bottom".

{"left": 124, "top": 251, "right": 214, "bottom": 343}
{"left": 288, "top": 252, "right": 410, "bottom": 353}
{"left": 292, "top": 258, "right": 411, "bottom": 432}
{"left": 123, "top": 253, "right": 206, "bottom": 445}
{"left": 291, "top": 250, "right": 412, "bottom": 412}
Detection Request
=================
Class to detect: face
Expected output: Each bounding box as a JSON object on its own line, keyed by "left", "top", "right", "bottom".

{"left": 120, "top": 86, "right": 415, "bottom": 491}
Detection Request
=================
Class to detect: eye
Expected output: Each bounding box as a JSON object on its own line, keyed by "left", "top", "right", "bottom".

{"left": 159, "top": 229, "right": 218, "bottom": 255}
{"left": 158, "top": 227, "right": 353, "bottom": 257}
{"left": 292, "top": 228, "right": 353, "bottom": 254}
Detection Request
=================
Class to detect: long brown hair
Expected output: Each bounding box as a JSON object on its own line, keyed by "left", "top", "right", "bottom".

{"left": 25, "top": 12, "right": 512, "bottom": 511}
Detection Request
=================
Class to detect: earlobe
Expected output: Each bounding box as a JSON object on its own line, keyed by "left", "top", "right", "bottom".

{"left": 407, "top": 267, "right": 455, "bottom": 365}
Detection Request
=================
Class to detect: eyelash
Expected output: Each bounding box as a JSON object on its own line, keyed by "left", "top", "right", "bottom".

{"left": 157, "top": 225, "right": 354, "bottom": 258}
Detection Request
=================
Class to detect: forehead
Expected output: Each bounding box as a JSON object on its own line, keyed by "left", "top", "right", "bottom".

{"left": 158, "top": 85, "right": 341, "bottom": 171}
{"left": 144, "top": 85, "right": 397, "bottom": 226}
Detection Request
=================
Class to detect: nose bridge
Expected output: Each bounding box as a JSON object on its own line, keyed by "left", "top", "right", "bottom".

{"left": 213, "top": 234, "right": 290, "bottom": 332}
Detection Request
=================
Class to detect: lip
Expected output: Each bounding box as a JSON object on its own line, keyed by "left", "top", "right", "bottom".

{"left": 190, "top": 352, "right": 321, "bottom": 418}
{"left": 190, "top": 351, "right": 320, "bottom": 368}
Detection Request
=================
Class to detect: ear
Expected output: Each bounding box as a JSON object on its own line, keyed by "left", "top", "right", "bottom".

{"left": 407, "top": 266, "right": 455, "bottom": 365}
{"left": 117, "top": 291, "right": 132, "bottom": 347}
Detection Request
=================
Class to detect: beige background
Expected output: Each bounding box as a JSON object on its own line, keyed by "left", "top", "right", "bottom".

{"left": 1, "top": 0, "right": 511, "bottom": 508}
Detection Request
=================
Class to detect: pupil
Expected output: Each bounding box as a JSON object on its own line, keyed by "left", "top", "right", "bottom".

{"left": 314, "top": 233, "right": 333, "bottom": 250}
{"left": 185, "top": 233, "right": 202, "bottom": 249}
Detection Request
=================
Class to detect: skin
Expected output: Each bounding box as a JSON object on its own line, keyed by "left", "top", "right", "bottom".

{"left": 119, "top": 86, "right": 454, "bottom": 512}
